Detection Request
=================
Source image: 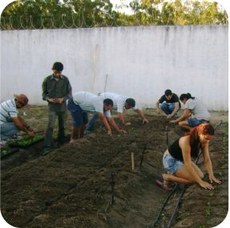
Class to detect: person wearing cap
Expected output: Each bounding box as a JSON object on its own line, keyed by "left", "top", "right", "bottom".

{"left": 42, "top": 62, "right": 72, "bottom": 155}
{"left": 156, "top": 89, "right": 180, "bottom": 119}
{"left": 85, "top": 92, "right": 149, "bottom": 134}
{"left": 67, "top": 91, "right": 118, "bottom": 143}
{"left": 0, "top": 94, "right": 35, "bottom": 141}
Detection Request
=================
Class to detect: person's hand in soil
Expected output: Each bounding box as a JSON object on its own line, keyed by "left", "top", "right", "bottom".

{"left": 107, "top": 130, "right": 112, "bottom": 136}
{"left": 166, "top": 114, "right": 173, "bottom": 120}
{"left": 209, "top": 175, "right": 222, "bottom": 185}
{"left": 142, "top": 118, "right": 149, "bottom": 124}
{"left": 199, "top": 180, "right": 214, "bottom": 190}
{"left": 27, "top": 130, "right": 36, "bottom": 137}
{"left": 119, "top": 129, "right": 127, "bottom": 134}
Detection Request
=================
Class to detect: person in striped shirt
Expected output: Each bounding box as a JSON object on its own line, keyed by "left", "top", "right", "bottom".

{"left": 0, "top": 94, "right": 35, "bottom": 140}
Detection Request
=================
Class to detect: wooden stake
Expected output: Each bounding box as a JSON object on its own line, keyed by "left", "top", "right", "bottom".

{"left": 131, "top": 152, "right": 135, "bottom": 171}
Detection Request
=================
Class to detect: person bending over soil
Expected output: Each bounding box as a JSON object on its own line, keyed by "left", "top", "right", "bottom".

{"left": 67, "top": 91, "right": 125, "bottom": 143}
{"left": 170, "top": 93, "right": 210, "bottom": 131}
{"left": 0, "top": 94, "right": 36, "bottom": 141}
{"left": 156, "top": 123, "right": 221, "bottom": 191}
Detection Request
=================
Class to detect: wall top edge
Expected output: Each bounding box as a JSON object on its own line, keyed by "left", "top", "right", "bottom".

{"left": 0, "top": 24, "right": 228, "bottom": 32}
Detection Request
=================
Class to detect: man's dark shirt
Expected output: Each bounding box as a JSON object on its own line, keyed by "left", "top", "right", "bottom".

{"left": 42, "top": 75, "right": 72, "bottom": 112}
{"left": 159, "top": 93, "right": 179, "bottom": 104}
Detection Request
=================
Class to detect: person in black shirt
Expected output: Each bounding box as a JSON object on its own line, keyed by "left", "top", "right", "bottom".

{"left": 156, "top": 89, "right": 180, "bottom": 119}
{"left": 156, "top": 123, "right": 221, "bottom": 191}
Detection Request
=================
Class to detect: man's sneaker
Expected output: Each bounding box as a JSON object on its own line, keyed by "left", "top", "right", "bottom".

{"left": 84, "top": 130, "right": 91, "bottom": 135}
{"left": 0, "top": 140, "right": 7, "bottom": 148}
{"left": 42, "top": 147, "right": 51, "bottom": 156}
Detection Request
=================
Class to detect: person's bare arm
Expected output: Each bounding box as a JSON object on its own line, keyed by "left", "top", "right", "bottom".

{"left": 202, "top": 142, "right": 222, "bottom": 184}
{"left": 180, "top": 137, "right": 213, "bottom": 189}
{"left": 107, "top": 117, "right": 127, "bottom": 133}
{"left": 118, "top": 112, "right": 131, "bottom": 126}
{"left": 167, "top": 102, "right": 180, "bottom": 119}
{"left": 98, "top": 113, "right": 112, "bottom": 136}
{"left": 12, "top": 116, "right": 35, "bottom": 137}
{"left": 156, "top": 101, "right": 166, "bottom": 116}
{"left": 170, "top": 109, "right": 191, "bottom": 123}
{"left": 156, "top": 101, "right": 161, "bottom": 114}
{"left": 134, "top": 109, "right": 149, "bottom": 124}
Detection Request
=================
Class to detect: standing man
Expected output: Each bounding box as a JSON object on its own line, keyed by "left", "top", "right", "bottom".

{"left": 42, "top": 62, "right": 72, "bottom": 155}
{"left": 156, "top": 89, "right": 180, "bottom": 119}
{"left": 68, "top": 91, "right": 125, "bottom": 143}
{"left": 0, "top": 94, "right": 35, "bottom": 141}
{"left": 85, "top": 92, "right": 149, "bottom": 133}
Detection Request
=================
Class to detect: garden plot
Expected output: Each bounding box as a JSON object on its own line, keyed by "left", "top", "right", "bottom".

{"left": 1, "top": 107, "right": 227, "bottom": 227}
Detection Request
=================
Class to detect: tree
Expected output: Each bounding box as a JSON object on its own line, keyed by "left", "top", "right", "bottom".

{"left": 0, "top": 0, "right": 227, "bottom": 29}
{"left": 129, "top": 0, "right": 228, "bottom": 25}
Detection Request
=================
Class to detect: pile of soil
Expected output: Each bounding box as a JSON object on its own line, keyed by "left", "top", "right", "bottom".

{"left": 1, "top": 107, "right": 228, "bottom": 227}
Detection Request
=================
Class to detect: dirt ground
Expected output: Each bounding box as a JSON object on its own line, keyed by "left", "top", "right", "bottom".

{"left": 0, "top": 106, "right": 228, "bottom": 228}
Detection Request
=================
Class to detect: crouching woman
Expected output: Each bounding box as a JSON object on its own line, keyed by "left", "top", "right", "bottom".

{"left": 157, "top": 123, "right": 221, "bottom": 191}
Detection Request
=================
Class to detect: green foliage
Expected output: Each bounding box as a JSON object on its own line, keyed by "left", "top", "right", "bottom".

{"left": 8, "top": 134, "right": 44, "bottom": 147}
{"left": 0, "top": 0, "right": 228, "bottom": 29}
{"left": 129, "top": 0, "right": 228, "bottom": 25}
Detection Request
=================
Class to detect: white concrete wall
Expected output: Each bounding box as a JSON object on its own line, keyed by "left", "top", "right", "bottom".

{"left": 0, "top": 25, "right": 228, "bottom": 110}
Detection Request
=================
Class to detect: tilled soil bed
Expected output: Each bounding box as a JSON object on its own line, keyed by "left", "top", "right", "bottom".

{"left": 1, "top": 107, "right": 228, "bottom": 227}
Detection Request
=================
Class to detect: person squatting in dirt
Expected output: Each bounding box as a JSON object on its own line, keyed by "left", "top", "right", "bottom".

{"left": 156, "top": 89, "right": 180, "bottom": 120}
{"left": 85, "top": 92, "right": 149, "bottom": 134}
{"left": 67, "top": 91, "right": 127, "bottom": 143}
{"left": 42, "top": 62, "right": 72, "bottom": 155}
{"left": 0, "top": 94, "right": 36, "bottom": 141}
{"left": 156, "top": 123, "right": 222, "bottom": 191}
{"left": 170, "top": 93, "right": 210, "bottom": 131}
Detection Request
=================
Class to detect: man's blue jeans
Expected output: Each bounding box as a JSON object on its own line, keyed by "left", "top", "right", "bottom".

{"left": 160, "top": 102, "right": 175, "bottom": 115}
{"left": 85, "top": 113, "right": 99, "bottom": 132}
{"left": 0, "top": 122, "right": 19, "bottom": 140}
